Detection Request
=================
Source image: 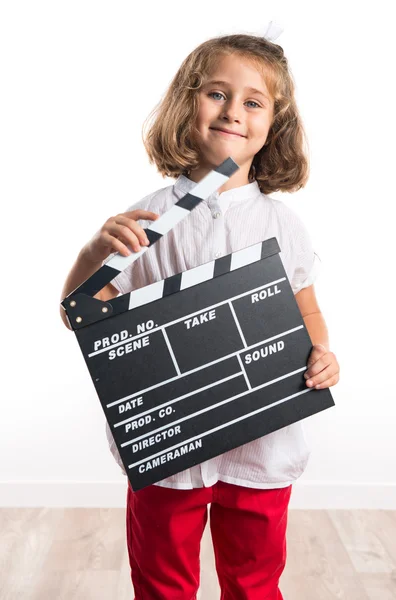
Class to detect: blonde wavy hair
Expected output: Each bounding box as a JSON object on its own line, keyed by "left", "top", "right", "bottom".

{"left": 142, "top": 34, "right": 310, "bottom": 194}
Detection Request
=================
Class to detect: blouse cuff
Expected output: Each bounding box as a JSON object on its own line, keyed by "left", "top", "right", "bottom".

{"left": 292, "top": 252, "right": 322, "bottom": 294}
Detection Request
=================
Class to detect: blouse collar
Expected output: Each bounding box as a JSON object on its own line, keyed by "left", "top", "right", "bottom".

{"left": 173, "top": 173, "right": 262, "bottom": 211}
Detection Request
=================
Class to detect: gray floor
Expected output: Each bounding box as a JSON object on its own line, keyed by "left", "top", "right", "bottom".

{"left": 1, "top": 508, "right": 395, "bottom": 599}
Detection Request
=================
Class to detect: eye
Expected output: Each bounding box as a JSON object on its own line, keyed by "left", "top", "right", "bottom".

{"left": 208, "top": 92, "right": 225, "bottom": 101}
{"left": 208, "top": 92, "right": 261, "bottom": 108}
{"left": 246, "top": 100, "right": 260, "bottom": 108}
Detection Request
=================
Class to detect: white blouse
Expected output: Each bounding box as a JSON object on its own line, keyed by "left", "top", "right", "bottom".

{"left": 106, "top": 174, "right": 321, "bottom": 489}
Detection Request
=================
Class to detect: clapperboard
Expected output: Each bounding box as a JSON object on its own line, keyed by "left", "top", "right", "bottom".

{"left": 62, "top": 157, "right": 335, "bottom": 491}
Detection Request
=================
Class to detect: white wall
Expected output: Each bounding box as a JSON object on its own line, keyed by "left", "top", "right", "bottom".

{"left": 1, "top": 0, "right": 395, "bottom": 508}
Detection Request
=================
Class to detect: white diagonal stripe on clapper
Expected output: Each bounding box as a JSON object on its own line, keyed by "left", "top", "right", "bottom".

{"left": 193, "top": 170, "right": 229, "bottom": 199}
{"left": 105, "top": 245, "right": 149, "bottom": 272}
{"left": 149, "top": 205, "right": 189, "bottom": 235}
{"left": 128, "top": 280, "right": 165, "bottom": 310}
{"left": 180, "top": 260, "right": 215, "bottom": 290}
{"left": 230, "top": 242, "right": 262, "bottom": 271}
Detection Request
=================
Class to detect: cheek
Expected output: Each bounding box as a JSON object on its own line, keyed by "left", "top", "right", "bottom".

{"left": 195, "top": 112, "right": 206, "bottom": 127}
{"left": 198, "top": 110, "right": 208, "bottom": 126}
{"left": 197, "top": 97, "right": 216, "bottom": 120}
{"left": 251, "top": 117, "right": 271, "bottom": 137}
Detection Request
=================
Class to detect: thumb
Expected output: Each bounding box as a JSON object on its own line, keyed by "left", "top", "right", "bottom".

{"left": 315, "top": 344, "right": 327, "bottom": 353}
{"left": 307, "top": 344, "right": 327, "bottom": 365}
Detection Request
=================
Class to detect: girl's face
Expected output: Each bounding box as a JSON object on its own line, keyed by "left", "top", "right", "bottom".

{"left": 191, "top": 54, "right": 274, "bottom": 178}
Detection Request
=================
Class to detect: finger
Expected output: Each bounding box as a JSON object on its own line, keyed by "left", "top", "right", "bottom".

{"left": 306, "top": 365, "right": 338, "bottom": 387}
{"left": 311, "top": 374, "right": 340, "bottom": 390}
{"left": 125, "top": 210, "right": 160, "bottom": 222}
{"left": 307, "top": 344, "right": 327, "bottom": 367}
{"left": 304, "top": 356, "right": 328, "bottom": 379}
{"left": 114, "top": 215, "right": 150, "bottom": 247}
{"left": 106, "top": 223, "right": 141, "bottom": 253}
{"left": 102, "top": 231, "right": 131, "bottom": 257}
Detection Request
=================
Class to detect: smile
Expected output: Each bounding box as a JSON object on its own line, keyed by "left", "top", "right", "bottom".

{"left": 210, "top": 128, "right": 245, "bottom": 138}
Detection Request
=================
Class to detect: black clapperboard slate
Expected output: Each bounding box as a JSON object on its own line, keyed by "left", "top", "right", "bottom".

{"left": 62, "top": 157, "right": 335, "bottom": 491}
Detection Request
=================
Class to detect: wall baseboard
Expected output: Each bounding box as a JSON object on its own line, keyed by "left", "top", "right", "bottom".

{"left": 0, "top": 480, "right": 395, "bottom": 509}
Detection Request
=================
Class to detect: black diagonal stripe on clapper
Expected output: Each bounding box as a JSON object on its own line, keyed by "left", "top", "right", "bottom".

{"left": 163, "top": 272, "right": 182, "bottom": 297}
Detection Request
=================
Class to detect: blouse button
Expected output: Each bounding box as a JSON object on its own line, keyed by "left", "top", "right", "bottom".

{"left": 213, "top": 211, "right": 221, "bottom": 219}
{"left": 215, "top": 251, "right": 222, "bottom": 258}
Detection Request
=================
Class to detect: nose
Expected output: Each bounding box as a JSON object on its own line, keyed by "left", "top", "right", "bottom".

{"left": 221, "top": 98, "right": 242, "bottom": 122}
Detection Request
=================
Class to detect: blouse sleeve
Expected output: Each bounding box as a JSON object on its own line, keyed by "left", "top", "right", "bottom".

{"left": 291, "top": 251, "right": 322, "bottom": 294}
{"left": 289, "top": 209, "right": 322, "bottom": 295}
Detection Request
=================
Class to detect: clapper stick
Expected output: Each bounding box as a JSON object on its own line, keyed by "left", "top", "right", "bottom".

{"left": 63, "top": 156, "right": 238, "bottom": 301}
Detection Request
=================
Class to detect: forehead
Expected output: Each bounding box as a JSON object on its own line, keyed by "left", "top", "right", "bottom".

{"left": 203, "top": 54, "right": 272, "bottom": 97}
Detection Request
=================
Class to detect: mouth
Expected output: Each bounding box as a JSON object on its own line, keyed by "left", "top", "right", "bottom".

{"left": 209, "top": 128, "right": 246, "bottom": 138}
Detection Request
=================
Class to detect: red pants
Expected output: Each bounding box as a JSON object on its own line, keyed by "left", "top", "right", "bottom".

{"left": 126, "top": 479, "right": 292, "bottom": 599}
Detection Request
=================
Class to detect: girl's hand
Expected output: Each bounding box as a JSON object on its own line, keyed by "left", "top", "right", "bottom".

{"left": 83, "top": 209, "right": 160, "bottom": 263}
{"left": 304, "top": 344, "right": 340, "bottom": 390}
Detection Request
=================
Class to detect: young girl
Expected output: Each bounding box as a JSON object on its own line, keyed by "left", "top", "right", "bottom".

{"left": 61, "top": 22, "right": 340, "bottom": 600}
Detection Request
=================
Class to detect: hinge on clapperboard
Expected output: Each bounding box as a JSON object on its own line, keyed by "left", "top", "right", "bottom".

{"left": 61, "top": 157, "right": 240, "bottom": 330}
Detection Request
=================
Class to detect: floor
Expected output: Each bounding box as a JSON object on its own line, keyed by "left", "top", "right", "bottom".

{"left": 1, "top": 507, "right": 395, "bottom": 599}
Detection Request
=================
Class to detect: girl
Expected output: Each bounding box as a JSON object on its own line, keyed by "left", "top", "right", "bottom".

{"left": 61, "top": 22, "right": 340, "bottom": 600}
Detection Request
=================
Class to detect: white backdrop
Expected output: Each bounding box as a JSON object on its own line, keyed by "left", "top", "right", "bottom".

{"left": 1, "top": 0, "right": 395, "bottom": 508}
